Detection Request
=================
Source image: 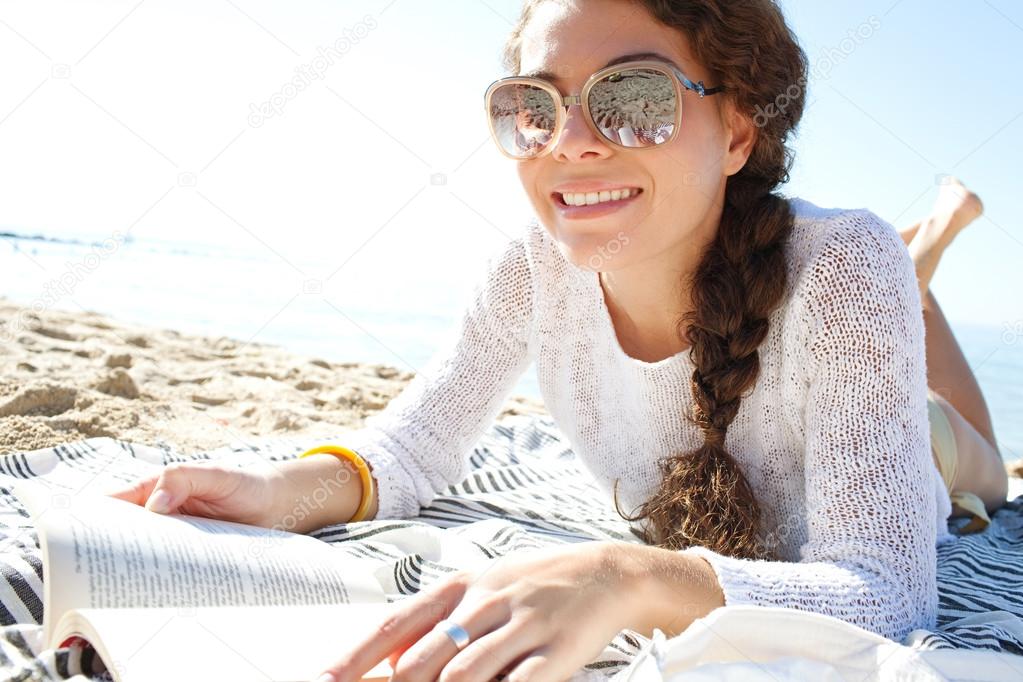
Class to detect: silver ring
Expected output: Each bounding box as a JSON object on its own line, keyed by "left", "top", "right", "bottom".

{"left": 435, "top": 619, "right": 471, "bottom": 650}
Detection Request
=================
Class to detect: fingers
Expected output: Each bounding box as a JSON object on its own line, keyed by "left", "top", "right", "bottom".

{"left": 319, "top": 573, "right": 469, "bottom": 682}
{"left": 389, "top": 593, "right": 512, "bottom": 682}
{"left": 430, "top": 618, "right": 542, "bottom": 682}
{"left": 104, "top": 475, "right": 159, "bottom": 507}
{"left": 104, "top": 462, "right": 234, "bottom": 514}
{"left": 151, "top": 462, "right": 242, "bottom": 513}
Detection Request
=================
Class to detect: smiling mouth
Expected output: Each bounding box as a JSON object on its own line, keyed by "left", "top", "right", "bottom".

{"left": 553, "top": 188, "right": 644, "bottom": 207}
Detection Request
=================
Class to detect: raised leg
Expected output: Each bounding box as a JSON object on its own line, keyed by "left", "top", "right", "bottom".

{"left": 898, "top": 178, "right": 1007, "bottom": 514}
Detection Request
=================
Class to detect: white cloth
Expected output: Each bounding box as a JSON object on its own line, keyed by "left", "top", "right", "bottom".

{"left": 612, "top": 605, "right": 1023, "bottom": 681}
{"left": 339, "top": 197, "right": 954, "bottom": 642}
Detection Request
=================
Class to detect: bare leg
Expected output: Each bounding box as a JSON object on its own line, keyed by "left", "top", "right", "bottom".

{"left": 898, "top": 178, "right": 1007, "bottom": 514}
{"left": 930, "top": 390, "right": 1008, "bottom": 515}
{"left": 919, "top": 292, "right": 999, "bottom": 449}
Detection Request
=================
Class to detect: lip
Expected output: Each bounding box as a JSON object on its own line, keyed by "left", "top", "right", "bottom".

{"left": 551, "top": 188, "right": 644, "bottom": 220}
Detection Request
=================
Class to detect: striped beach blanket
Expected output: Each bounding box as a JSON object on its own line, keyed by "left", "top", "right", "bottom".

{"left": 0, "top": 414, "right": 1021, "bottom": 680}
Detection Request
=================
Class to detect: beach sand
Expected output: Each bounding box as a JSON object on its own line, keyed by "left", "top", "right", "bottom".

{"left": 0, "top": 297, "right": 546, "bottom": 456}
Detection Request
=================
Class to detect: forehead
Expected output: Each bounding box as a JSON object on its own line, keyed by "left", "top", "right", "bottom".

{"left": 517, "top": 0, "right": 698, "bottom": 83}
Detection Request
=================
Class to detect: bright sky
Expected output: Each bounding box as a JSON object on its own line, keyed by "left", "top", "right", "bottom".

{"left": 1, "top": 0, "right": 1021, "bottom": 328}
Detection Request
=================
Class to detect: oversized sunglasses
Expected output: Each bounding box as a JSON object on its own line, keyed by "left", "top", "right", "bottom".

{"left": 484, "top": 59, "right": 724, "bottom": 160}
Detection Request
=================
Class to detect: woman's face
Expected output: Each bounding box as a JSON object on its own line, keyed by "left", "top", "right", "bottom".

{"left": 515, "top": 0, "right": 753, "bottom": 272}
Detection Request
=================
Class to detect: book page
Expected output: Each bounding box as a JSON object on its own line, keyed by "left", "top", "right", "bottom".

{"left": 9, "top": 480, "right": 386, "bottom": 643}
{"left": 55, "top": 603, "right": 397, "bottom": 682}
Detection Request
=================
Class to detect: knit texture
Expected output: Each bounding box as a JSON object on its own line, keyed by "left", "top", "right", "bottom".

{"left": 340, "top": 197, "right": 954, "bottom": 642}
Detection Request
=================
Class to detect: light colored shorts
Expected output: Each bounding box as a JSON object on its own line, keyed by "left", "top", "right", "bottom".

{"left": 928, "top": 389, "right": 991, "bottom": 534}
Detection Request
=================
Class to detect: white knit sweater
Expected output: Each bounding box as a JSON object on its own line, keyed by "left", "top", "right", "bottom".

{"left": 340, "top": 197, "right": 955, "bottom": 642}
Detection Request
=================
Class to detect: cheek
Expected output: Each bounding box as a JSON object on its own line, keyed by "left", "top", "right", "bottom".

{"left": 516, "top": 159, "right": 542, "bottom": 193}
{"left": 516, "top": 162, "right": 546, "bottom": 209}
{"left": 643, "top": 114, "right": 726, "bottom": 212}
{"left": 673, "top": 108, "right": 728, "bottom": 179}
{"left": 515, "top": 160, "right": 531, "bottom": 187}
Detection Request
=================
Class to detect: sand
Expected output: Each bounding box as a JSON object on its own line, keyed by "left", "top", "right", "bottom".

{"left": 0, "top": 296, "right": 546, "bottom": 456}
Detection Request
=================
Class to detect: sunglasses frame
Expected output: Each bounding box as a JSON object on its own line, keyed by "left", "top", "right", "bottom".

{"left": 484, "top": 59, "right": 724, "bottom": 160}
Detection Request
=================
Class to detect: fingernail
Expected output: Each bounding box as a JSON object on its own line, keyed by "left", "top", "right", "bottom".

{"left": 313, "top": 674, "right": 335, "bottom": 682}
{"left": 146, "top": 489, "right": 172, "bottom": 514}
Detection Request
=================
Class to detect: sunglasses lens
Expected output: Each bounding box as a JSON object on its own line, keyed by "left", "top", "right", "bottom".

{"left": 588, "top": 68, "right": 677, "bottom": 147}
{"left": 488, "top": 83, "right": 558, "bottom": 158}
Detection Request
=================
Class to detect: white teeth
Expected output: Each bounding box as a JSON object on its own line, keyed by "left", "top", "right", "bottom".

{"left": 560, "top": 188, "right": 638, "bottom": 206}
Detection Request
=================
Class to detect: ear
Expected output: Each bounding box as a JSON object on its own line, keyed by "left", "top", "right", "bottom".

{"left": 721, "top": 100, "right": 757, "bottom": 177}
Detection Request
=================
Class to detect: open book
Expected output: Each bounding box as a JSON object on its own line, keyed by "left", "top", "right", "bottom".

{"left": 10, "top": 478, "right": 395, "bottom": 682}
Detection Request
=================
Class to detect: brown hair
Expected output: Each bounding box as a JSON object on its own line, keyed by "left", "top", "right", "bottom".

{"left": 503, "top": 0, "right": 808, "bottom": 560}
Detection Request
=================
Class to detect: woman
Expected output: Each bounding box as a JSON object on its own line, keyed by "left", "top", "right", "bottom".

{"left": 108, "top": 1, "right": 1008, "bottom": 680}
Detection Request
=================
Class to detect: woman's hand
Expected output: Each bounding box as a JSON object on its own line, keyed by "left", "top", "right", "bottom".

{"left": 104, "top": 453, "right": 370, "bottom": 533}
{"left": 104, "top": 460, "right": 289, "bottom": 528}
{"left": 314, "top": 541, "right": 658, "bottom": 682}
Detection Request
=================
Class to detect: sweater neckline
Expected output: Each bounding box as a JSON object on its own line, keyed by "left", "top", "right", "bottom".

{"left": 588, "top": 270, "right": 694, "bottom": 371}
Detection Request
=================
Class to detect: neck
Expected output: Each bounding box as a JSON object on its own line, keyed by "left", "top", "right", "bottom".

{"left": 599, "top": 213, "right": 720, "bottom": 362}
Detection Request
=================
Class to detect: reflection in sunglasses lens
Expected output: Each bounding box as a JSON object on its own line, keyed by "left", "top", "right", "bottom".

{"left": 489, "top": 84, "right": 557, "bottom": 158}
{"left": 589, "top": 68, "right": 676, "bottom": 147}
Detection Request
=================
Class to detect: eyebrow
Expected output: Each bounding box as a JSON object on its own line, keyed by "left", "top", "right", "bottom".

{"left": 519, "top": 52, "right": 679, "bottom": 81}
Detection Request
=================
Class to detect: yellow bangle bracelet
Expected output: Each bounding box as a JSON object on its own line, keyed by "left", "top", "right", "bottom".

{"left": 297, "top": 444, "right": 375, "bottom": 523}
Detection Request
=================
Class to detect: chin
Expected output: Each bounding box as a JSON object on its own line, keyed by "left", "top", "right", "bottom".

{"left": 555, "top": 243, "right": 600, "bottom": 272}
{"left": 546, "top": 223, "right": 635, "bottom": 272}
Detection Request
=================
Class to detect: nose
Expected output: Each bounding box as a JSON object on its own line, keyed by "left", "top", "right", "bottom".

{"left": 550, "top": 101, "right": 613, "bottom": 162}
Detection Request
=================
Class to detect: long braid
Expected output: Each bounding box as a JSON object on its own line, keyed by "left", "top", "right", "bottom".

{"left": 623, "top": 177, "right": 794, "bottom": 559}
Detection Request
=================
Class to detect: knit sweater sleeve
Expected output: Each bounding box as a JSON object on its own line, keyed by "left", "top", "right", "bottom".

{"left": 679, "top": 210, "right": 937, "bottom": 641}
{"left": 337, "top": 232, "right": 536, "bottom": 519}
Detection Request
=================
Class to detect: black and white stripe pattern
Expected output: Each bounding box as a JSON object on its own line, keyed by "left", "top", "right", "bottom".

{"left": 0, "top": 415, "right": 1021, "bottom": 680}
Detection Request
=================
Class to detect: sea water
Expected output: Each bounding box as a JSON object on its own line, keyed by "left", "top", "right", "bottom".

{"left": 2, "top": 233, "right": 1020, "bottom": 464}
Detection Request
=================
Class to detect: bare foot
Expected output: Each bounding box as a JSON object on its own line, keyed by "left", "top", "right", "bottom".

{"left": 925, "top": 177, "right": 985, "bottom": 245}
{"left": 904, "top": 178, "right": 984, "bottom": 296}
{"left": 901, "top": 178, "right": 983, "bottom": 248}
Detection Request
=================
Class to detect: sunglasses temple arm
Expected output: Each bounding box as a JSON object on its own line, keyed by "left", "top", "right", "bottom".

{"left": 669, "top": 65, "right": 724, "bottom": 98}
